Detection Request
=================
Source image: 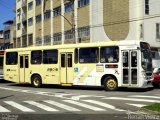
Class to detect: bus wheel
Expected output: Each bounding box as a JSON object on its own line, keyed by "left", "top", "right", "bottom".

{"left": 31, "top": 75, "right": 42, "bottom": 88}
{"left": 103, "top": 76, "right": 118, "bottom": 91}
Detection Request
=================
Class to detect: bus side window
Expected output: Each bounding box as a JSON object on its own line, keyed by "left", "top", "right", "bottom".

{"left": 79, "top": 47, "right": 99, "bottom": 63}
{"left": 100, "top": 46, "right": 119, "bottom": 63}
{"left": 74, "top": 48, "right": 78, "bottom": 64}
{"left": 123, "top": 52, "right": 128, "bottom": 67}
{"left": 131, "top": 51, "right": 137, "bottom": 67}
{"left": 43, "top": 49, "right": 58, "bottom": 64}
{"left": 31, "top": 50, "right": 42, "bottom": 64}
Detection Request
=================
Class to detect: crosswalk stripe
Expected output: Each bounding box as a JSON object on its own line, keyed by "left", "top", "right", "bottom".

{"left": 129, "top": 95, "right": 160, "bottom": 99}
{"left": 24, "top": 101, "right": 58, "bottom": 112}
{"left": 0, "top": 105, "right": 10, "bottom": 112}
{"left": 4, "top": 101, "right": 35, "bottom": 112}
{"left": 103, "top": 97, "right": 160, "bottom": 103}
{"left": 44, "top": 100, "right": 81, "bottom": 111}
{"left": 126, "top": 103, "right": 146, "bottom": 107}
{"left": 63, "top": 100, "right": 106, "bottom": 111}
{"left": 83, "top": 100, "right": 125, "bottom": 111}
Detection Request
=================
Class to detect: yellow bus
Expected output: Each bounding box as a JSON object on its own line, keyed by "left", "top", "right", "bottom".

{"left": 0, "top": 50, "right": 4, "bottom": 79}
{"left": 3, "top": 40, "right": 153, "bottom": 91}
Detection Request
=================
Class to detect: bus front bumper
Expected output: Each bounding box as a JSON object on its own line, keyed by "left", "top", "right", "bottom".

{"left": 142, "top": 80, "right": 153, "bottom": 88}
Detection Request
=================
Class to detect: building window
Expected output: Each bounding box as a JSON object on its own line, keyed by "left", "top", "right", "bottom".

{"left": 28, "top": 17, "right": 33, "bottom": 26}
{"left": 78, "top": 26, "right": 90, "bottom": 39}
{"left": 36, "top": 14, "right": 41, "bottom": 23}
{"left": 156, "top": 23, "right": 160, "bottom": 41}
{"left": 53, "top": 7, "right": 61, "bottom": 17}
{"left": 78, "top": 0, "right": 89, "bottom": 8}
{"left": 145, "top": 0, "right": 149, "bottom": 15}
{"left": 65, "top": 30, "right": 74, "bottom": 40}
{"left": 17, "top": 37, "right": 21, "bottom": 48}
{"left": 36, "top": 37, "right": 42, "bottom": 45}
{"left": 28, "top": 1, "right": 33, "bottom": 10}
{"left": 140, "top": 24, "right": 143, "bottom": 39}
{"left": 44, "top": 35, "right": 51, "bottom": 45}
{"left": 44, "top": 11, "right": 50, "bottom": 20}
{"left": 17, "top": 0, "right": 20, "bottom": 2}
{"left": 17, "top": 23, "right": 21, "bottom": 30}
{"left": 53, "top": 33, "right": 62, "bottom": 41}
{"left": 28, "top": 34, "right": 33, "bottom": 46}
{"left": 36, "top": 0, "right": 41, "bottom": 6}
{"left": 17, "top": 9, "right": 21, "bottom": 21}
{"left": 65, "top": 2, "right": 73, "bottom": 13}
{"left": 22, "top": 35, "right": 27, "bottom": 47}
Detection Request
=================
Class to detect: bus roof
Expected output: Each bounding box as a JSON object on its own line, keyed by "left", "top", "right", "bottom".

{"left": 5, "top": 40, "right": 146, "bottom": 52}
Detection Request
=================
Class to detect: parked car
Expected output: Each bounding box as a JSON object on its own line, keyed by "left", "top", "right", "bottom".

{"left": 152, "top": 68, "right": 160, "bottom": 88}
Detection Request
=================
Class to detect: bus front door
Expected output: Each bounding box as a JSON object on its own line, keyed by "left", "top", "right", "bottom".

{"left": 60, "top": 53, "right": 73, "bottom": 84}
{"left": 19, "top": 55, "right": 29, "bottom": 83}
{"left": 122, "top": 50, "right": 138, "bottom": 86}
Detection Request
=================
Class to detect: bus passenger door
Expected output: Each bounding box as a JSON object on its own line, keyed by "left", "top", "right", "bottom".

{"left": 60, "top": 53, "right": 73, "bottom": 84}
{"left": 19, "top": 55, "right": 29, "bottom": 83}
{"left": 122, "top": 50, "right": 138, "bottom": 86}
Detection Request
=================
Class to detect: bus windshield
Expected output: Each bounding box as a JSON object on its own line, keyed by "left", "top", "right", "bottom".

{"left": 140, "top": 42, "right": 152, "bottom": 71}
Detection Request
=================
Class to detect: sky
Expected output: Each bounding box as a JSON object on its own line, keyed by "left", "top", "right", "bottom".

{"left": 0, "top": 0, "right": 15, "bottom": 30}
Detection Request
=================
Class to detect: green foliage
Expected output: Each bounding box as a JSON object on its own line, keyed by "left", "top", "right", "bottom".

{"left": 143, "top": 103, "right": 160, "bottom": 112}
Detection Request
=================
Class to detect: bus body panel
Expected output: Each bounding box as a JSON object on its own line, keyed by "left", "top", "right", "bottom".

{"left": 3, "top": 40, "right": 153, "bottom": 89}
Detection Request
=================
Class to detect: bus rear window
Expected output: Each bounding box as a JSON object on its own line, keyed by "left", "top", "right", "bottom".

{"left": 6, "top": 52, "right": 18, "bottom": 65}
{"left": 0, "top": 57, "right": 3, "bottom": 68}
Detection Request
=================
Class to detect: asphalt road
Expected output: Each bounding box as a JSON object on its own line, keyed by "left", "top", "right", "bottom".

{"left": 0, "top": 80, "right": 159, "bottom": 120}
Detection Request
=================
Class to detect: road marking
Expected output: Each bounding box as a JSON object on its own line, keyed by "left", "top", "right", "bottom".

{"left": 24, "top": 101, "right": 58, "bottom": 112}
{"left": 71, "top": 95, "right": 94, "bottom": 100}
{"left": 4, "top": 101, "right": 35, "bottom": 112}
{"left": 44, "top": 100, "right": 81, "bottom": 111}
{"left": 71, "top": 95, "right": 105, "bottom": 100}
{"left": 83, "top": 100, "right": 125, "bottom": 111}
{"left": 129, "top": 95, "right": 160, "bottom": 99}
{"left": 63, "top": 100, "right": 106, "bottom": 111}
{"left": 0, "top": 87, "right": 104, "bottom": 100}
{"left": 126, "top": 103, "right": 146, "bottom": 107}
{"left": 103, "top": 97, "right": 160, "bottom": 103}
{"left": 0, "top": 105, "right": 10, "bottom": 112}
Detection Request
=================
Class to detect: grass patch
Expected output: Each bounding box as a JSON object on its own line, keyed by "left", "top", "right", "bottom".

{"left": 142, "top": 103, "right": 160, "bottom": 112}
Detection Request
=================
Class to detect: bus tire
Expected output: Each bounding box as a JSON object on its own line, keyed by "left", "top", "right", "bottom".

{"left": 103, "top": 76, "right": 118, "bottom": 91}
{"left": 31, "top": 75, "right": 42, "bottom": 88}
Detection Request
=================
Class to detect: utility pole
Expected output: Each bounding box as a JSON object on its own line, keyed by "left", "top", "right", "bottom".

{"left": 70, "top": 0, "right": 76, "bottom": 43}
{"left": 65, "top": 0, "right": 76, "bottom": 43}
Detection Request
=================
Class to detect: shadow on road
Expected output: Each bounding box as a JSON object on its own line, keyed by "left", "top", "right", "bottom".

{"left": 118, "top": 87, "right": 154, "bottom": 92}
{"left": 5, "top": 82, "right": 156, "bottom": 92}
{"left": 0, "top": 79, "right": 13, "bottom": 83}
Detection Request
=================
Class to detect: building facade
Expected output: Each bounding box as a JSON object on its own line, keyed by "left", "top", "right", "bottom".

{"left": 16, "top": 0, "right": 160, "bottom": 66}
{"left": 3, "top": 20, "right": 16, "bottom": 49}
{"left": 0, "top": 30, "right": 4, "bottom": 49}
